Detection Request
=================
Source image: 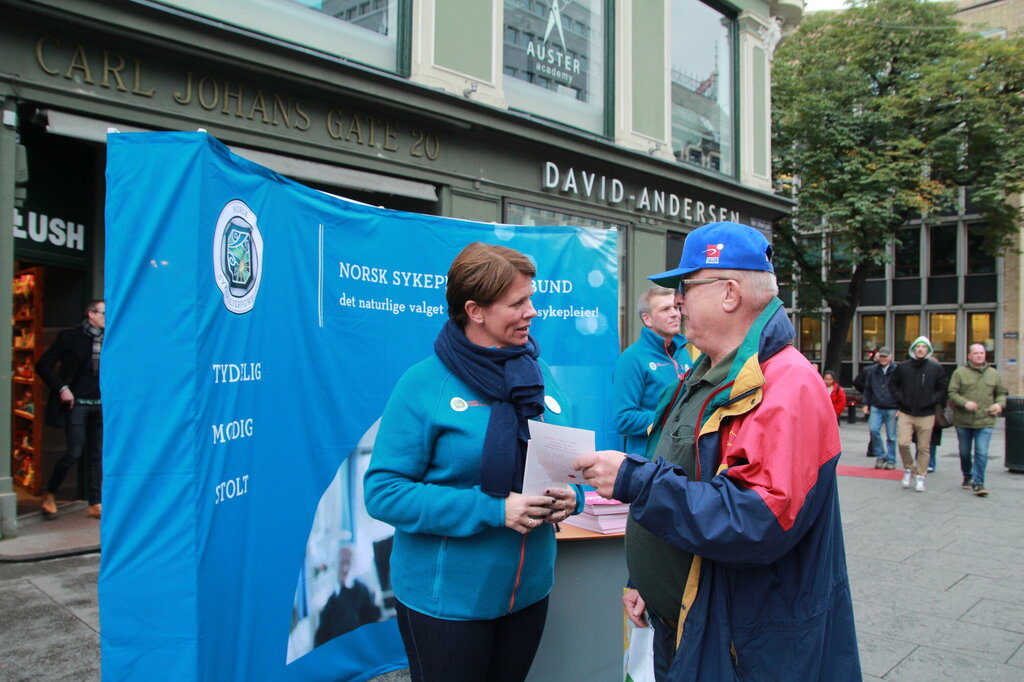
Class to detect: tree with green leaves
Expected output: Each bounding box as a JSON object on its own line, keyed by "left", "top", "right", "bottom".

{"left": 771, "top": 0, "right": 1024, "bottom": 373}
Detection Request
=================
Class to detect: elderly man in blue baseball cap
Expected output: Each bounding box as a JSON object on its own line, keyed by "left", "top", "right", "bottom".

{"left": 575, "top": 222, "right": 860, "bottom": 681}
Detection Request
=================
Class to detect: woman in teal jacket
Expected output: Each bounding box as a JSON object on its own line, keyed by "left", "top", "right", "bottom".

{"left": 364, "top": 242, "right": 583, "bottom": 682}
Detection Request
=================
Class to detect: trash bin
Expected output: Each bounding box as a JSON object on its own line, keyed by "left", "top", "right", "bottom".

{"left": 1005, "top": 396, "right": 1024, "bottom": 472}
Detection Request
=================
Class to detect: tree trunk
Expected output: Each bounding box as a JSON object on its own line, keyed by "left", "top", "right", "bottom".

{"left": 823, "top": 264, "right": 870, "bottom": 382}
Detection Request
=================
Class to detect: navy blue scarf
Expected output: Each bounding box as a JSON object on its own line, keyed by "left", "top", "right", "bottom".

{"left": 434, "top": 319, "right": 545, "bottom": 497}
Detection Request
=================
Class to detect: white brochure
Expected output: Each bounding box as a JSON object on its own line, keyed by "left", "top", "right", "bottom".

{"left": 522, "top": 420, "right": 595, "bottom": 494}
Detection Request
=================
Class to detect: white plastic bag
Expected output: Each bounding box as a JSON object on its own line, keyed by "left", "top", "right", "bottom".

{"left": 623, "top": 617, "right": 656, "bottom": 682}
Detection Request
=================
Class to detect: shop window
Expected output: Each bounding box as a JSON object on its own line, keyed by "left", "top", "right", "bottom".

{"left": 894, "top": 228, "right": 920, "bottom": 278}
{"left": 929, "top": 224, "right": 957, "bottom": 276}
{"left": 928, "top": 312, "right": 957, "bottom": 363}
{"left": 894, "top": 313, "right": 920, "bottom": 359}
{"left": 860, "top": 279, "right": 886, "bottom": 306}
{"left": 153, "top": 0, "right": 403, "bottom": 72}
{"left": 829, "top": 235, "right": 853, "bottom": 280}
{"left": 966, "top": 224, "right": 995, "bottom": 274}
{"left": 503, "top": 0, "right": 607, "bottom": 134}
{"left": 801, "top": 235, "right": 822, "bottom": 270}
{"left": 504, "top": 202, "right": 621, "bottom": 232}
{"left": 666, "top": 231, "right": 685, "bottom": 273}
{"left": 842, "top": 321, "right": 853, "bottom": 365}
{"left": 967, "top": 312, "right": 995, "bottom": 364}
{"left": 670, "top": 0, "right": 735, "bottom": 177}
{"left": 892, "top": 278, "right": 921, "bottom": 306}
{"left": 861, "top": 314, "right": 885, "bottom": 361}
{"left": 799, "top": 317, "right": 822, "bottom": 362}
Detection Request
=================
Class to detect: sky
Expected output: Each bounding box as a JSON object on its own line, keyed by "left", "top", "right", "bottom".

{"left": 803, "top": 0, "right": 855, "bottom": 11}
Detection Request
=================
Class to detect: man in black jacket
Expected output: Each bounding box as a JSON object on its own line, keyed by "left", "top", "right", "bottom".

{"left": 35, "top": 300, "right": 105, "bottom": 519}
{"left": 861, "top": 347, "right": 899, "bottom": 469}
{"left": 890, "top": 336, "right": 948, "bottom": 493}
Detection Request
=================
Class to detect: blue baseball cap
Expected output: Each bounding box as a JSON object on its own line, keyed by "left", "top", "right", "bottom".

{"left": 647, "top": 221, "right": 774, "bottom": 287}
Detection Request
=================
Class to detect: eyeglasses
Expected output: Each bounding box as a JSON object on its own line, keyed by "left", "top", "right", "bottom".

{"left": 678, "top": 277, "right": 733, "bottom": 297}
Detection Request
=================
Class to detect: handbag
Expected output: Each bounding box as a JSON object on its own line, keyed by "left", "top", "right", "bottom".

{"left": 934, "top": 401, "right": 954, "bottom": 429}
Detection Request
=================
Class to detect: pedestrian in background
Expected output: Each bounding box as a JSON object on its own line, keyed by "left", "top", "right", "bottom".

{"left": 35, "top": 300, "right": 105, "bottom": 519}
{"left": 861, "top": 347, "right": 898, "bottom": 469}
{"left": 823, "top": 370, "right": 846, "bottom": 422}
{"left": 854, "top": 349, "right": 881, "bottom": 459}
{"left": 891, "top": 336, "right": 948, "bottom": 493}
{"left": 948, "top": 343, "right": 1006, "bottom": 497}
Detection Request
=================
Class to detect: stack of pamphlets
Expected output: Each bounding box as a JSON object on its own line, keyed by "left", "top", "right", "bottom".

{"left": 563, "top": 491, "right": 629, "bottom": 534}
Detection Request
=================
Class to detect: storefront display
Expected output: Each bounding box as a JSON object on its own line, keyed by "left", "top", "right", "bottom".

{"left": 11, "top": 268, "right": 45, "bottom": 494}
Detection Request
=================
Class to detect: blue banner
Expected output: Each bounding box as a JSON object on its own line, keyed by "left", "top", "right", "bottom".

{"left": 99, "top": 133, "right": 619, "bottom": 681}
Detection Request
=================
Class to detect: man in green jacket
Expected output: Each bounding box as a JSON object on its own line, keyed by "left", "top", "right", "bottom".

{"left": 948, "top": 344, "right": 1007, "bottom": 497}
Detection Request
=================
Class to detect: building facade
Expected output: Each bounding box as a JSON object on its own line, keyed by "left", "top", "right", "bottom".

{"left": 0, "top": 0, "right": 801, "bottom": 536}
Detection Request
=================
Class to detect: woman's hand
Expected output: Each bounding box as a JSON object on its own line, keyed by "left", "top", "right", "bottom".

{"left": 541, "top": 487, "right": 576, "bottom": 524}
{"left": 504, "top": 492, "right": 552, "bottom": 534}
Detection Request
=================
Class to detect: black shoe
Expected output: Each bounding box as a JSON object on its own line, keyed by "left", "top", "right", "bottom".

{"left": 962, "top": 476, "right": 973, "bottom": 489}
{"left": 874, "top": 458, "right": 884, "bottom": 469}
{"left": 972, "top": 483, "right": 988, "bottom": 497}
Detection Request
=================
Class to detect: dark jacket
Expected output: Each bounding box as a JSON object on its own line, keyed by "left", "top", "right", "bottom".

{"left": 35, "top": 325, "right": 100, "bottom": 428}
{"left": 313, "top": 581, "right": 381, "bottom": 646}
{"left": 891, "top": 357, "right": 947, "bottom": 417}
{"left": 860, "top": 362, "right": 899, "bottom": 409}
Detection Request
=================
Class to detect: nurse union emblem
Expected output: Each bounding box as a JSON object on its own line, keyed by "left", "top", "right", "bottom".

{"left": 213, "top": 199, "right": 264, "bottom": 314}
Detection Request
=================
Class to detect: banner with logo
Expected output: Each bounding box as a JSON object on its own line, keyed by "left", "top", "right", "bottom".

{"left": 99, "top": 132, "right": 619, "bottom": 681}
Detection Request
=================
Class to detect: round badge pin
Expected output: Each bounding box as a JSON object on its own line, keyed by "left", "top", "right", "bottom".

{"left": 649, "top": 361, "right": 658, "bottom": 371}
{"left": 450, "top": 397, "right": 468, "bottom": 412}
{"left": 544, "top": 395, "right": 562, "bottom": 414}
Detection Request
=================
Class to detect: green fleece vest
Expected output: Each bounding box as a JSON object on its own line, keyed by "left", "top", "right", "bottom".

{"left": 625, "top": 349, "right": 736, "bottom": 622}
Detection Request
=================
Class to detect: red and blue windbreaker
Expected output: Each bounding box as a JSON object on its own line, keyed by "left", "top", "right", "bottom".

{"left": 614, "top": 298, "right": 861, "bottom": 681}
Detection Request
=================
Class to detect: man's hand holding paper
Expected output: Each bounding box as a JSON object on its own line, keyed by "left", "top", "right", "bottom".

{"left": 573, "top": 450, "right": 627, "bottom": 499}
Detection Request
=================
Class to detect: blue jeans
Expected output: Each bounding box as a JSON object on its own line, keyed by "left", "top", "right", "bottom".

{"left": 956, "top": 426, "right": 993, "bottom": 485}
{"left": 868, "top": 408, "right": 897, "bottom": 463}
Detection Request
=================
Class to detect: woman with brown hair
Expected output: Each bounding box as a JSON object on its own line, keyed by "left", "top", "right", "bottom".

{"left": 365, "top": 242, "right": 582, "bottom": 682}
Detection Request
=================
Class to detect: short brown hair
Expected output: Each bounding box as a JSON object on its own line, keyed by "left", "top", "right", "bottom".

{"left": 447, "top": 242, "right": 536, "bottom": 327}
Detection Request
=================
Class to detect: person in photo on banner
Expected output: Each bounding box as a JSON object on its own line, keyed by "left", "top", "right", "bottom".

{"left": 36, "top": 300, "right": 106, "bottom": 520}
{"left": 573, "top": 222, "right": 860, "bottom": 681}
{"left": 313, "top": 545, "right": 382, "bottom": 647}
{"left": 364, "top": 242, "right": 584, "bottom": 682}
{"left": 613, "top": 285, "right": 692, "bottom": 456}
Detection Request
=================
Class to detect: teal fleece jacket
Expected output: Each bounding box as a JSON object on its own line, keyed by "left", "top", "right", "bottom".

{"left": 364, "top": 353, "right": 582, "bottom": 620}
{"left": 613, "top": 326, "right": 691, "bottom": 455}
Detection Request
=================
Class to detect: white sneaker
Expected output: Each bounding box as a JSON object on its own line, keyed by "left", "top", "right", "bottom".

{"left": 914, "top": 475, "right": 926, "bottom": 492}
{"left": 902, "top": 469, "right": 913, "bottom": 488}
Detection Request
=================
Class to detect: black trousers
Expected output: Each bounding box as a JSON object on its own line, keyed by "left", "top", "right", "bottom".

{"left": 46, "top": 403, "right": 103, "bottom": 505}
{"left": 395, "top": 596, "right": 549, "bottom": 682}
